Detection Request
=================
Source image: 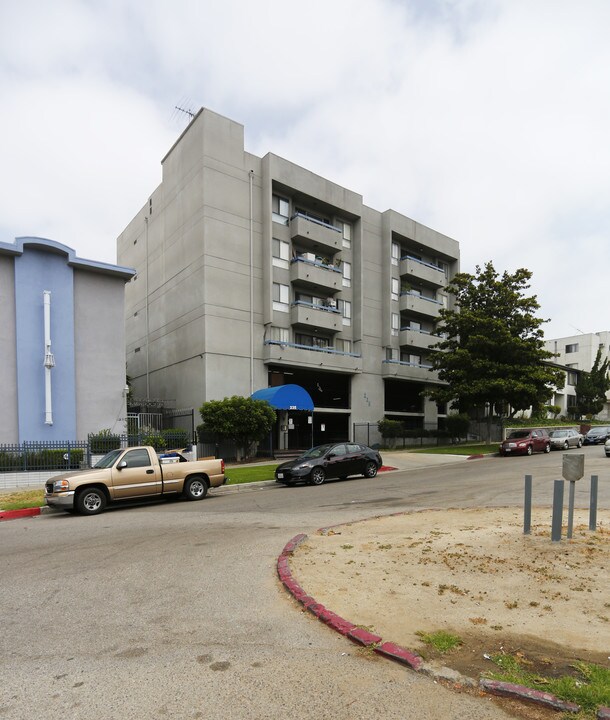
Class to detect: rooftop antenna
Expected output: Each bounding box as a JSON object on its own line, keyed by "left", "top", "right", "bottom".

{"left": 171, "top": 97, "right": 197, "bottom": 127}
{"left": 569, "top": 325, "right": 586, "bottom": 335}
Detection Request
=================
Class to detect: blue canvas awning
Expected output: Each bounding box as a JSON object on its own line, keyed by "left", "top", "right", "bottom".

{"left": 251, "top": 384, "right": 314, "bottom": 411}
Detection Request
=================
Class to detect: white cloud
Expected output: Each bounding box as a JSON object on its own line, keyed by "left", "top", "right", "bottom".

{"left": 0, "top": 0, "right": 608, "bottom": 338}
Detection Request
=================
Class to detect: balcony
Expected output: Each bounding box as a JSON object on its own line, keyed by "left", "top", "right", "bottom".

{"left": 290, "top": 213, "right": 342, "bottom": 254}
{"left": 290, "top": 257, "right": 341, "bottom": 294}
{"left": 264, "top": 341, "right": 362, "bottom": 374}
{"left": 290, "top": 301, "right": 342, "bottom": 333}
{"left": 399, "top": 292, "right": 443, "bottom": 319}
{"left": 381, "top": 360, "right": 441, "bottom": 383}
{"left": 399, "top": 328, "right": 440, "bottom": 351}
{"left": 400, "top": 255, "right": 446, "bottom": 288}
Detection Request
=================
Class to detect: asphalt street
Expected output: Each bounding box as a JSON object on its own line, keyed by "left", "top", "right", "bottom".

{"left": 2, "top": 447, "right": 608, "bottom": 720}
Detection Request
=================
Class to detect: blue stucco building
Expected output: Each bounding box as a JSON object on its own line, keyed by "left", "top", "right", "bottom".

{"left": 0, "top": 237, "right": 135, "bottom": 443}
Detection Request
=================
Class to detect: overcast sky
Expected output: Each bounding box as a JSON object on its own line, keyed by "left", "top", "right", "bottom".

{"left": 1, "top": 0, "right": 608, "bottom": 340}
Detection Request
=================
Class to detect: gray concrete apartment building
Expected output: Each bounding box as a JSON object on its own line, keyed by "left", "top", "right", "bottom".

{"left": 117, "top": 108, "right": 459, "bottom": 449}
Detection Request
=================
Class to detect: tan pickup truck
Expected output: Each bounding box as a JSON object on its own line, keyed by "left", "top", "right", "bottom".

{"left": 44, "top": 446, "right": 226, "bottom": 515}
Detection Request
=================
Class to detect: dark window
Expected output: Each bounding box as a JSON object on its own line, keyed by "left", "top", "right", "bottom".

{"left": 122, "top": 449, "right": 152, "bottom": 468}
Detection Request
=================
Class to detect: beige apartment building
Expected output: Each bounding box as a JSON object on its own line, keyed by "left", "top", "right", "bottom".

{"left": 117, "top": 108, "right": 459, "bottom": 449}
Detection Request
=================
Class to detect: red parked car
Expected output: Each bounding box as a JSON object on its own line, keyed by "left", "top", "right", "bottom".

{"left": 499, "top": 429, "right": 551, "bottom": 456}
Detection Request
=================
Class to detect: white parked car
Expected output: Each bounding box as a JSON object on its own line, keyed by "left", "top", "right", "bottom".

{"left": 548, "top": 429, "right": 583, "bottom": 450}
{"left": 605, "top": 438, "right": 610, "bottom": 458}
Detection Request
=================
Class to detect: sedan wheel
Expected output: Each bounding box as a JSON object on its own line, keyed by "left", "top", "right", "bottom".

{"left": 310, "top": 467, "right": 326, "bottom": 486}
{"left": 544, "top": 443, "right": 551, "bottom": 453}
{"left": 363, "top": 461, "right": 378, "bottom": 478}
{"left": 526, "top": 445, "right": 533, "bottom": 456}
{"left": 564, "top": 441, "right": 570, "bottom": 450}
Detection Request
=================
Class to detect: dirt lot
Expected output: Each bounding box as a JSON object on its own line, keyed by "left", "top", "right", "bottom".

{"left": 290, "top": 507, "right": 609, "bottom": 687}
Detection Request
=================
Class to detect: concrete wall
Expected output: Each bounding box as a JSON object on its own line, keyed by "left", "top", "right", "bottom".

{"left": 74, "top": 270, "right": 128, "bottom": 437}
{"left": 14, "top": 248, "right": 77, "bottom": 441}
{"left": 0, "top": 255, "right": 18, "bottom": 443}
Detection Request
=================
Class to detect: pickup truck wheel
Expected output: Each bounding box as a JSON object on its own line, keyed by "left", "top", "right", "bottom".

{"left": 76, "top": 488, "right": 107, "bottom": 515}
{"left": 184, "top": 476, "right": 208, "bottom": 501}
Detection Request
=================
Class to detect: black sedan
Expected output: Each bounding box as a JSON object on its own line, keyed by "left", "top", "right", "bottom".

{"left": 275, "top": 442, "right": 383, "bottom": 486}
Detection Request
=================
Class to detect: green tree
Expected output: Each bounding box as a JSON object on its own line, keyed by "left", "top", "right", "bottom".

{"left": 198, "top": 396, "right": 276, "bottom": 460}
{"left": 378, "top": 419, "right": 405, "bottom": 448}
{"left": 445, "top": 413, "right": 470, "bottom": 441}
{"left": 574, "top": 348, "right": 610, "bottom": 417}
{"left": 427, "top": 262, "right": 564, "bottom": 422}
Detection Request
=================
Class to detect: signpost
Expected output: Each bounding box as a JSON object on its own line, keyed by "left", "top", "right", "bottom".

{"left": 562, "top": 454, "right": 584, "bottom": 539}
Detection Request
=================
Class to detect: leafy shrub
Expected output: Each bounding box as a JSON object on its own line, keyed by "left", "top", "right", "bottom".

{"left": 89, "top": 429, "right": 121, "bottom": 454}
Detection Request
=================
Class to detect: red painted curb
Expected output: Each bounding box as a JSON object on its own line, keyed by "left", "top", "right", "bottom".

{"left": 480, "top": 679, "right": 580, "bottom": 713}
{"left": 0, "top": 507, "right": 42, "bottom": 522}
{"left": 347, "top": 627, "right": 382, "bottom": 647}
{"left": 467, "top": 454, "right": 485, "bottom": 460}
{"left": 375, "top": 641, "right": 423, "bottom": 670}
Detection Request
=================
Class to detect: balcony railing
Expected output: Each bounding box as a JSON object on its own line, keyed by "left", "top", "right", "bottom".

{"left": 290, "top": 301, "right": 342, "bottom": 332}
{"left": 290, "top": 256, "right": 342, "bottom": 293}
{"left": 400, "top": 291, "right": 442, "bottom": 305}
{"left": 400, "top": 255, "right": 446, "bottom": 288}
{"left": 290, "top": 213, "right": 342, "bottom": 253}
{"left": 264, "top": 340, "right": 360, "bottom": 358}
{"left": 399, "top": 327, "right": 440, "bottom": 350}
{"left": 292, "top": 300, "right": 340, "bottom": 314}
{"left": 381, "top": 359, "right": 440, "bottom": 382}
{"left": 290, "top": 212, "right": 341, "bottom": 233}
{"left": 291, "top": 256, "right": 342, "bottom": 273}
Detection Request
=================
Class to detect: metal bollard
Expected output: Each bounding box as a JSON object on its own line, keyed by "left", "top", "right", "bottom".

{"left": 551, "top": 480, "right": 564, "bottom": 542}
{"left": 524, "top": 475, "right": 532, "bottom": 535}
{"left": 589, "top": 475, "right": 598, "bottom": 531}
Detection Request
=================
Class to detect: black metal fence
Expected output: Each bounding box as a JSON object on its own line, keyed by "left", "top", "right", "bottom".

{"left": 353, "top": 420, "right": 503, "bottom": 448}
{"left": 0, "top": 442, "right": 88, "bottom": 472}
{"left": 0, "top": 432, "right": 197, "bottom": 473}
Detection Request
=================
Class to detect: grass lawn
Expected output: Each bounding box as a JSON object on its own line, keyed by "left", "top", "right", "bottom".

{"left": 224, "top": 464, "right": 279, "bottom": 485}
{"left": 407, "top": 443, "right": 497, "bottom": 456}
{"left": 0, "top": 489, "right": 45, "bottom": 510}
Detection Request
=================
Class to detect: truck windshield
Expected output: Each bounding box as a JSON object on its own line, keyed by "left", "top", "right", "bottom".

{"left": 94, "top": 449, "right": 123, "bottom": 468}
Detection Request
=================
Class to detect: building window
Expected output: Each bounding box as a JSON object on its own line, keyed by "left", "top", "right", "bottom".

{"left": 295, "top": 333, "right": 330, "bottom": 349}
{"left": 337, "top": 220, "right": 351, "bottom": 248}
{"left": 295, "top": 291, "right": 336, "bottom": 309}
{"left": 567, "top": 371, "right": 578, "bottom": 386}
{"left": 386, "top": 347, "right": 398, "bottom": 361}
{"left": 391, "top": 242, "right": 400, "bottom": 266}
{"left": 567, "top": 394, "right": 577, "bottom": 408}
{"left": 565, "top": 343, "right": 579, "bottom": 353}
{"left": 341, "top": 300, "right": 352, "bottom": 326}
{"left": 269, "top": 326, "right": 290, "bottom": 344}
{"left": 272, "top": 194, "right": 290, "bottom": 225}
{"left": 272, "top": 282, "right": 289, "bottom": 312}
{"left": 342, "top": 261, "right": 351, "bottom": 288}
{"left": 337, "top": 338, "right": 351, "bottom": 354}
{"left": 391, "top": 312, "right": 399, "bottom": 336}
{"left": 401, "top": 352, "right": 421, "bottom": 365}
{"left": 272, "top": 238, "right": 290, "bottom": 268}
{"left": 391, "top": 277, "right": 399, "bottom": 301}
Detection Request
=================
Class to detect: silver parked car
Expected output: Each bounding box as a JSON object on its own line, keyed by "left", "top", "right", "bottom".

{"left": 548, "top": 429, "right": 583, "bottom": 450}
{"left": 605, "top": 438, "right": 610, "bottom": 458}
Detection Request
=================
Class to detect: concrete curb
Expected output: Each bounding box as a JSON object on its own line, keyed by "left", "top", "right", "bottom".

{"left": 277, "top": 519, "right": 593, "bottom": 715}
{"left": 0, "top": 507, "right": 42, "bottom": 521}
